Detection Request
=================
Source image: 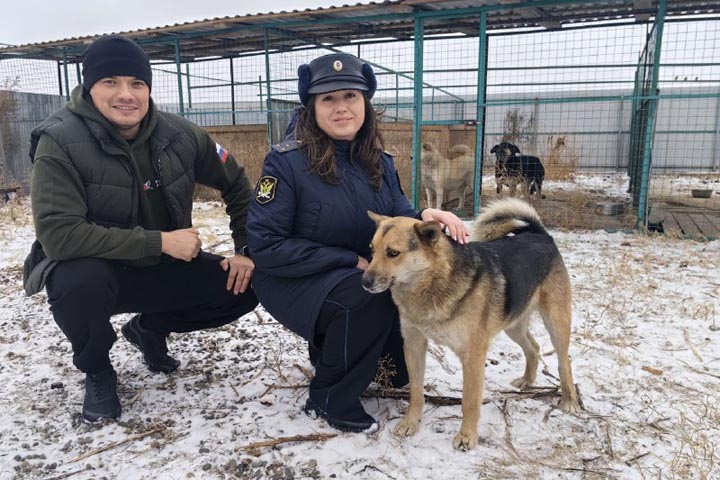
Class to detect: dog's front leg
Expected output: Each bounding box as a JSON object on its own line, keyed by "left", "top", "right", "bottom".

{"left": 393, "top": 326, "right": 427, "bottom": 437}
{"left": 453, "top": 344, "right": 488, "bottom": 451}
{"left": 435, "top": 188, "right": 444, "bottom": 209}
{"left": 424, "top": 186, "right": 433, "bottom": 209}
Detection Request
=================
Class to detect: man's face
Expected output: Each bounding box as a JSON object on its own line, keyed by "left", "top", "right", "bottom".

{"left": 89, "top": 76, "right": 149, "bottom": 140}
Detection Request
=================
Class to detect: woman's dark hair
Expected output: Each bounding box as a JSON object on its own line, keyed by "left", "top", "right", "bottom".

{"left": 295, "top": 94, "right": 385, "bottom": 189}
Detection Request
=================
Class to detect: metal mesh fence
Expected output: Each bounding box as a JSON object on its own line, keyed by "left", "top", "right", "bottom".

{"left": 1, "top": 4, "right": 718, "bottom": 236}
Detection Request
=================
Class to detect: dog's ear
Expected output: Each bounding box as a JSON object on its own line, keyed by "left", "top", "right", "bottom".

{"left": 414, "top": 221, "right": 443, "bottom": 246}
{"left": 368, "top": 210, "right": 390, "bottom": 226}
{"left": 490, "top": 144, "right": 498, "bottom": 153}
{"left": 510, "top": 144, "right": 520, "bottom": 155}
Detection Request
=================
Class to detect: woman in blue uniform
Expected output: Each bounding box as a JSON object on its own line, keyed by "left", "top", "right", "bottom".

{"left": 247, "top": 53, "right": 468, "bottom": 433}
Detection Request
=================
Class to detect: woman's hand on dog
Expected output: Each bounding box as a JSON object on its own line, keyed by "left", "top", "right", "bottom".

{"left": 421, "top": 208, "right": 470, "bottom": 244}
{"left": 356, "top": 256, "right": 370, "bottom": 270}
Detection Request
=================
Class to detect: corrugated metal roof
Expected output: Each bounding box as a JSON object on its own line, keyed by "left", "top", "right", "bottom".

{"left": 1, "top": 0, "right": 717, "bottom": 62}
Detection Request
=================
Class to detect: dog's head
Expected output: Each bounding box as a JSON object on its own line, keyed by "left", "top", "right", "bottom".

{"left": 420, "top": 142, "right": 441, "bottom": 162}
{"left": 361, "top": 211, "right": 444, "bottom": 294}
{"left": 491, "top": 142, "right": 519, "bottom": 160}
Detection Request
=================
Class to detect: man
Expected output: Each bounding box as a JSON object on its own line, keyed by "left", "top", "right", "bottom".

{"left": 23, "top": 35, "right": 258, "bottom": 422}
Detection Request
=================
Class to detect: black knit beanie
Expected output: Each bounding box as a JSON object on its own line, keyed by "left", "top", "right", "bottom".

{"left": 82, "top": 35, "right": 152, "bottom": 92}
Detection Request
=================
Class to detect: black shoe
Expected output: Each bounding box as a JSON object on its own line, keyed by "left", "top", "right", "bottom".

{"left": 121, "top": 314, "right": 180, "bottom": 374}
{"left": 303, "top": 398, "right": 377, "bottom": 433}
{"left": 82, "top": 368, "right": 121, "bottom": 422}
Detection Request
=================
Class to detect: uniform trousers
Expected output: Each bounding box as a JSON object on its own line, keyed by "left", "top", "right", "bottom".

{"left": 45, "top": 252, "right": 258, "bottom": 373}
{"left": 309, "top": 272, "right": 408, "bottom": 419}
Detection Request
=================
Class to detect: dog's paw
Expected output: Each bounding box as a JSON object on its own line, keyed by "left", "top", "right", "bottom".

{"left": 393, "top": 417, "right": 420, "bottom": 437}
{"left": 559, "top": 398, "right": 581, "bottom": 414}
{"left": 510, "top": 377, "right": 533, "bottom": 389}
{"left": 452, "top": 430, "right": 478, "bottom": 451}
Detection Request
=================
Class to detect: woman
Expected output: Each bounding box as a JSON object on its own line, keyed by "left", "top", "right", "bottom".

{"left": 247, "top": 53, "right": 468, "bottom": 433}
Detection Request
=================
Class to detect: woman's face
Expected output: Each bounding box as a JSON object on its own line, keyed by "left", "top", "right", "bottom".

{"left": 313, "top": 89, "right": 365, "bottom": 141}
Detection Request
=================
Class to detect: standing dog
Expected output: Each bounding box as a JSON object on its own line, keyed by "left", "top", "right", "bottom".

{"left": 420, "top": 143, "right": 474, "bottom": 209}
{"left": 361, "top": 198, "right": 579, "bottom": 450}
{"left": 490, "top": 142, "right": 545, "bottom": 199}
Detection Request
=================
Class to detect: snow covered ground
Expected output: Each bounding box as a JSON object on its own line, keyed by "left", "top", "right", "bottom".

{"left": 0, "top": 198, "right": 718, "bottom": 480}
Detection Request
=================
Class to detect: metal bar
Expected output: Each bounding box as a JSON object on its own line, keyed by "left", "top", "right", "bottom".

{"left": 264, "top": 28, "right": 273, "bottom": 147}
{"left": 185, "top": 64, "right": 193, "bottom": 109}
{"left": 75, "top": 63, "right": 81, "bottom": 86}
{"left": 411, "top": 18, "right": 424, "bottom": 209}
{"left": 637, "top": 0, "right": 666, "bottom": 229}
{"left": 56, "top": 61, "right": 63, "bottom": 97}
{"left": 174, "top": 38, "right": 185, "bottom": 115}
{"left": 616, "top": 96, "right": 625, "bottom": 171}
{"left": 230, "top": 58, "right": 236, "bottom": 125}
{"left": 395, "top": 74, "right": 399, "bottom": 122}
{"left": 257, "top": 75, "right": 263, "bottom": 125}
{"left": 713, "top": 92, "right": 720, "bottom": 171}
{"left": 62, "top": 50, "right": 70, "bottom": 99}
{"left": 473, "top": 12, "right": 487, "bottom": 217}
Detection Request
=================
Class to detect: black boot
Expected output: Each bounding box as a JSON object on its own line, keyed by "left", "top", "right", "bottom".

{"left": 121, "top": 314, "right": 180, "bottom": 373}
{"left": 82, "top": 368, "right": 121, "bottom": 422}
{"left": 303, "top": 398, "right": 377, "bottom": 433}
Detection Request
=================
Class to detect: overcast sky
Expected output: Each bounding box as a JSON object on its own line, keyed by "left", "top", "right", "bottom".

{"left": 0, "top": 0, "right": 373, "bottom": 46}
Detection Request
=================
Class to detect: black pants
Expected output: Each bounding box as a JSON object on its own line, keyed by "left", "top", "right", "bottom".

{"left": 45, "top": 252, "right": 258, "bottom": 373}
{"left": 309, "top": 272, "right": 408, "bottom": 419}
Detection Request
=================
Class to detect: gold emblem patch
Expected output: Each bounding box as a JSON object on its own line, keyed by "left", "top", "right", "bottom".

{"left": 255, "top": 176, "right": 277, "bottom": 204}
{"left": 333, "top": 60, "right": 343, "bottom": 72}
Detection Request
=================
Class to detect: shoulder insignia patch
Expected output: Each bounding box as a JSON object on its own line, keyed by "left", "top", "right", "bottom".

{"left": 255, "top": 176, "right": 277, "bottom": 204}
{"left": 272, "top": 139, "right": 300, "bottom": 153}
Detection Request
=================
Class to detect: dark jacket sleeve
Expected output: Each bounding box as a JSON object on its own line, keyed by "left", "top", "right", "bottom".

{"left": 247, "top": 151, "right": 358, "bottom": 278}
{"left": 191, "top": 124, "right": 252, "bottom": 250}
{"left": 31, "top": 135, "right": 160, "bottom": 261}
{"left": 385, "top": 154, "right": 421, "bottom": 219}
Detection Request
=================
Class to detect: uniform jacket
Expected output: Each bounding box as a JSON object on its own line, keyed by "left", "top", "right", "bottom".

{"left": 24, "top": 85, "right": 252, "bottom": 295}
{"left": 247, "top": 139, "right": 419, "bottom": 342}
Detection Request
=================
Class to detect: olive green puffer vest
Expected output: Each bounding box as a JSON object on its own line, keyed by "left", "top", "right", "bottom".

{"left": 29, "top": 108, "right": 199, "bottom": 231}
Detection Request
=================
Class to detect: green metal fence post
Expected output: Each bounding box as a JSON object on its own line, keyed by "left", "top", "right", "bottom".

{"left": 473, "top": 12, "right": 488, "bottom": 216}
{"left": 411, "top": 17, "right": 425, "bottom": 209}
{"left": 395, "top": 73, "right": 399, "bottom": 122}
{"left": 229, "top": 58, "right": 236, "bottom": 125}
{"left": 185, "top": 64, "right": 192, "bottom": 110}
{"left": 264, "top": 28, "right": 273, "bottom": 147}
{"left": 174, "top": 38, "right": 185, "bottom": 115}
{"left": 56, "top": 62, "right": 63, "bottom": 97}
{"left": 62, "top": 50, "right": 70, "bottom": 100}
{"left": 637, "top": 0, "right": 666, "bottom": 229}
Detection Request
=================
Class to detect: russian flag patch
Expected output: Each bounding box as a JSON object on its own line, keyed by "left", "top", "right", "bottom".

{"left": 216, "top": 142, "right": 229, "bottom": 164}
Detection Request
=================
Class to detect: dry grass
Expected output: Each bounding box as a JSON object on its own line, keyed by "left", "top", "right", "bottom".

{"left": 543, "top": 136, "right": 578, "bottom": 181}
{"left": 0, "top": 196, "right": 31, "bottom": 226}
{"left": 667, "top": 400, "right": 719, "bottom": 480}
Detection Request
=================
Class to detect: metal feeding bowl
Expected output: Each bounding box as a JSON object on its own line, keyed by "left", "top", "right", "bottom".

{"left": 691, "top": 189, "right": 713, "bottom": 199}
{"left": 596, "top": 201, "right": 625, "bottom": 216}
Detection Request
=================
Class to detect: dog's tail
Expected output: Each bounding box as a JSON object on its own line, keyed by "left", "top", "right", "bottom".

{"left": 470, "top": 198, "right": 547, "bottom": 242}
{"left": 448, "top": 144, "right": 471, "bottom": 159}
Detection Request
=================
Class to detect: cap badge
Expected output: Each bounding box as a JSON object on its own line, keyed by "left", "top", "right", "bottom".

{"left": 333, "top": 60, "right": 343, "bottom": 72}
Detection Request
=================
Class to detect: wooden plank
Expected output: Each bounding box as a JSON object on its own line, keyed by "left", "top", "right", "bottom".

{"left": 690, "top": 213, "right": 720, "bottom": 238}
{"left": 662, "top": 212, "right": 683, "bottom": 237}
{"left": 703, "top": 213, "right": 720, "bottom": 232}
{"left": 674, "top": 212, "right": 702, "bottom": 237}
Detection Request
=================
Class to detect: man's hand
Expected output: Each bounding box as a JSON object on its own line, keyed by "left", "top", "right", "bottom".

{"left": 161, "top": 228, "right": 202, "bottom": 261}
{"left": 220, "top": 254, "right": 254, "bottom": 294}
